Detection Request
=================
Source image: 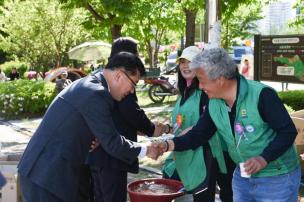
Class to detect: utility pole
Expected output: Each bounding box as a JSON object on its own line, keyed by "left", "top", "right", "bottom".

{"left": 203, "top": 0, "right": 221, "bottom": 44}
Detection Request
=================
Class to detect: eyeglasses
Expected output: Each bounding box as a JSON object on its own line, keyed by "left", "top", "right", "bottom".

{"left": 120, "top": 70, "right": 137, "bottom": 88}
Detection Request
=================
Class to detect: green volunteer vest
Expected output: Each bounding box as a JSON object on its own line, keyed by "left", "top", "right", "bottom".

{"left": 163, "top": 90, "right": 226, "bottom": 191}
{"left": 209, "top": 76, "right": 299, "bottom": 177}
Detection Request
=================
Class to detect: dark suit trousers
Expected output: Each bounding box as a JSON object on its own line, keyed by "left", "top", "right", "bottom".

{"left": 20, "top": 174, "right": 63, "bottom": 202}
{"left": 216, "top": 152, "right": 235, "bottom": 202}
{"left": 192, "top": 151, "right": 234, "bottom": 202}
{"left": 90, "top": 166, "right": 127, "bottom": 202}
{"left": 78, "top": 165, "right": 94, "bottom": 202}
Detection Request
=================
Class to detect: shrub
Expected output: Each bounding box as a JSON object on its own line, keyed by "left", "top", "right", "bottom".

{"left": 278, "top": 90, "right": 304, "bottom": 111}
{"left": 0, "top": 80, "right": 56, "bottom": 119}
{"left": 0, "top": 61, "right": 29, "bottom": 79}
{"left": 83, "top": 67, "right": 93, "bottom": 75}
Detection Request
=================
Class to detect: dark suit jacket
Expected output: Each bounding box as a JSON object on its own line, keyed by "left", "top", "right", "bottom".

{"left": 18, "top": 72, "right": 141, "bottom": 202}
{"left": 87, "top": 93, "right": 155, "bottom": 173}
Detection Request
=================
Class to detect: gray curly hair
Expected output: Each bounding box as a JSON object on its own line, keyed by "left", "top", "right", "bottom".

{"left": 189, "top": 48, "right": 239, "bottom": 80}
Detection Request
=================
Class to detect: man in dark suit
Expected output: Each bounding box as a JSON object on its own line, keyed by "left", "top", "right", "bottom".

{"left": 87, "top": 37, "right": 165, "bottom": 202}
{"left": 18, "top": 52, "right": 161, "bottom": 202}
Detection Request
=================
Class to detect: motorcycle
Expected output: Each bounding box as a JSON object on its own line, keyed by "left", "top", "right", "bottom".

{"left": 144, "top": 73, "right": 178, "bottom": 103}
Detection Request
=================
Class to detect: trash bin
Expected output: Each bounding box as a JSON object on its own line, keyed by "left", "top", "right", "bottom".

{"left": 127, "top": 178, "right": 184, "bottom": 202}
{"left": 291, "top": 110, "right": 304, "bottom": 174}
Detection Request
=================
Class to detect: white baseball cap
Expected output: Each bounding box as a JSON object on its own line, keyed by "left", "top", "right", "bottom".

{"left": 177, "top": 46, "right": 201, "bottom": 62}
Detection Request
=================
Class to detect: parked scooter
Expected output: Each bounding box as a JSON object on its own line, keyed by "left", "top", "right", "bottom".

{"left": 144, "top": 66, "right": 178, "bottom": 103}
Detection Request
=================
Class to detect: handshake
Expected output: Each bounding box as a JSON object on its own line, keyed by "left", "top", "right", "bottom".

{"left": 145, "top": 140, "right": 175, "bottom": 160}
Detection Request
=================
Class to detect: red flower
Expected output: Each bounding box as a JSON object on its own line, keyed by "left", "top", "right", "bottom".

{"left": 176, "top": 114, "right": 183, "bottom": 127}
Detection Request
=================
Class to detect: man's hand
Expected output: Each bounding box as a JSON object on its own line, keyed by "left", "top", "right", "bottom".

{"left": 89, "top": 138, "right": 100, "bottom": 152}
{"left": 146, "top": 142, "right": 164, "bottom": 160}
{"left": 153, "top": 122, "right": 165, "bottom": 137}
{"left": 244, "top": 156, "right": 267, "bottom": 175}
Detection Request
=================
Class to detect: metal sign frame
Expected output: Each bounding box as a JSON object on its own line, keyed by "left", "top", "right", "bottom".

{"left": 254, "top": 34, "right": 304, "bottom": 84}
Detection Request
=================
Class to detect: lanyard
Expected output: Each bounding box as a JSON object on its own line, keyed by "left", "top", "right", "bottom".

{"left": 235, "top": 122, "right": 248, "bottom": 149}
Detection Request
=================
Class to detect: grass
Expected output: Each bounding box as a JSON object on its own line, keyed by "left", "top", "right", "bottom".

{"left": 136, "top": 90, "right": 177, "bottom": 108}
{"left": 136, "top": 88, "right": 176, "bottom": 124}
{"left": 146, "top": 111, "right": 172, "bottom": 124}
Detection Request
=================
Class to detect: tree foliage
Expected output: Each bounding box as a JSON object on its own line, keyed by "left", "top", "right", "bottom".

{"left": 126, "top": 0, "right": 183, "bottom": 67}
{"left": 289, "top": 0, "right": 304, "bottom": 31}
{"left": 0, "top": 0, "right": 90, "bottom": 73}
{"left": 221, "top": 3, "right": 263, "bottom": 48}
{"left": 61, "top": 0, "right": 135, "bottom": 41}
{"left": 179, "top": 0, "right": 204, "bottom": 47}
{"left": 219, "top": 0, "right": 272, "bottom": 18}
{"left": 0, "top": 0, "right": 288, "bottom": 70}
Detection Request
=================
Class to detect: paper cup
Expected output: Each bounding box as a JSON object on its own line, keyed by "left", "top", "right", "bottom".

{"left": 240, "top": 162, "right": 251, "bottom": 178}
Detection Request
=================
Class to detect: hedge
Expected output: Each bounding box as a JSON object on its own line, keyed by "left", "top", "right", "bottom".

{"left": 0, "top": 80, "right": 56, "bottom": 119}
{"left": 278, "top": 90, "right": 304, "bottom": 111}
{"left": 0, "top": 80, "right": 302, "bottom": 119}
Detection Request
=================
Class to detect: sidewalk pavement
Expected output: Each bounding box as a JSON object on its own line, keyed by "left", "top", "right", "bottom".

{"left": 143, "top": 106, "right": 173, "bottom": 114}
{"left": 0, "top": 105, "right": 172, "bottom": 160}
{"left": 261, "top": 81, "right": 304, "bottom": 92}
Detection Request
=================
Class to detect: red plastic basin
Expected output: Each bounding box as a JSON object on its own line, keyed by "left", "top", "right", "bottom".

{"left": 127, "top": 178, "right": 184, "bottom": 202}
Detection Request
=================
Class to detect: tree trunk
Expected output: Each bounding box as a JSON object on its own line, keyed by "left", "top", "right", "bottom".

{"left": 217, "top": 0, "right": 222, "bottom": 21}
{"left": 153, "top": 28, "right": 164, "bottom": 68}
{"left": 111, "top": 24, "right": 122, "bottom": 41}
{"left": 153, "top": 43, "right": 159, "bottom": 68}
{"left": 146, "top": 41, "right": 153, "bottom": 68}
{"left": 153, "top": 32, "right": 160, "bottom": 68}
{"left": 55, "top": 50, "right": 61, "bottom": 69}
{"left": 223, "top": 20, "right": 229, "bottom": 49}
{"left": 184, "top": 9, "right": 197, "bottom": 48}
{"left": 203, "top": 0, "right": 209, "bottom": 43}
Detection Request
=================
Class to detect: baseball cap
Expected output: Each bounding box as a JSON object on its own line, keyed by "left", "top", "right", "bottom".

{"left": 177, "top": 46, "right": 201, "bottom": 62}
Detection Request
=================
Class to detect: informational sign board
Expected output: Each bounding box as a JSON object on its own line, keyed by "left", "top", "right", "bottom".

{"left": 254, "top": 34, "right": 304, "bottom": 83}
